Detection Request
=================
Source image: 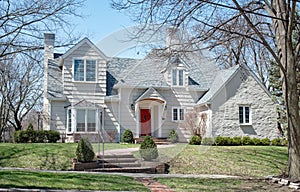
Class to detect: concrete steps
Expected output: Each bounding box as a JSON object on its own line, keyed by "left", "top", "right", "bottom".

{"left": 134, "top": 137, "right": 171, "bottom": 145}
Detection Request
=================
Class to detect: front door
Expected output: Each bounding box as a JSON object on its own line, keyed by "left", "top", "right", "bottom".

{"left": 140, "top": 109, "right": 151, "bottom": 136}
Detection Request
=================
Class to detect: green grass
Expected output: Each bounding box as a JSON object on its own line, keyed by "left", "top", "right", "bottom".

{"left": 168, "top": 145, "right": 288, "bottom": 177}
{"left": 156, "top": 177, "right": 283, "bottom": 192}
{"left": 0, "top": 170, "right": 149, "bottom": 191}
{"left": 0, "top": 143, "right": 139, "bottom": 170}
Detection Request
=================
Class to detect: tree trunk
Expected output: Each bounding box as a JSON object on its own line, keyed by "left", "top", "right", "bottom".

{"left": 286, "top": 52, "right": 300, "bottom": 181}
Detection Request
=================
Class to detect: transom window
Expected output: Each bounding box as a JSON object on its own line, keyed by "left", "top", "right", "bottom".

{"left": 73, "top": 59, "right": 96, "bottom": 82}
{"left": 172, "top": 69, "right": 184, "bottom": 86}
{"left": 239, "top": 106, "right": 251, "bottom": 124}
{"left": 76, "top": 109, "right": 97, "bottom": 132}
{"left": 172, "top": 107, "right": 184, "bottom": 121}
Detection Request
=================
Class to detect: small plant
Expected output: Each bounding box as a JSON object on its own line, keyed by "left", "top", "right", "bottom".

{"left": 139, "top": 136, "right": 158, "bottom": 161}
{"left": 252, "top": 138, "right": 261, "bottom": 146}
{"left": 168, "top": 129, "right": 179, "bottom": 143}
{"left": 46, "top": 130, "right": 60, "bottom": 143}
{"left": 121, "top": 129, "right": 134, "bottom": 143}
{"left": 201, "top": 137, "right": 214, "bottom": 145}
{"left": 76, "top": 137, "right": 95, "bottom": 162}
{"left": 189, "top": 135, "right": 201, "bottom": 145}
{"left": 261, "top": 138, "right": 271, "bottom": 146}
{"left": 242, "top": 136, "right": 253, "bottom": 145}
{"left": 232, "top": 136, "right": 242, "bottom": 146}
{"left": 271, "top": 138, "right": 282, "bottom": 146}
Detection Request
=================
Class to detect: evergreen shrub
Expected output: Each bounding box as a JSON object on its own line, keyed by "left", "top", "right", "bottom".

{"left": 189, "top": 135, "right": 201, "bottom": 145}
{"left": 76, "top": 137, "right": 95, "bottom": 162}
{"left": 121, "top": 129, "right": 134, "bottom": 143}
{"left": 139, "top": 136, "right": 158, "bottom": 161}
{"left": 168, "top": 129, "right": 179, "bottom": 143}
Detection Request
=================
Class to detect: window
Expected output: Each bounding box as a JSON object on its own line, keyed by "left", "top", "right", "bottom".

{"left": 76, "top": 109, "right": 97, "bottom": 132}
{"left": 172, "top": 107, "right": 184, "bottom": 121}
{"left": 239, "top": 106, "right": 251, "bottom": 124}
{"left": 73, "top": 59, "right": 96, "bottom": 81}
{"left": 67, "top": 109, "right": 72, "bottom": 132}
{"left": 172, "top": 69, "right": 184, "bottom": 86}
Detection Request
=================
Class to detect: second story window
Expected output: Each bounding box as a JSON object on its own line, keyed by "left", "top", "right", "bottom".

{"left": 172, "top": 69, "right": 184, "bottom": 86}
{"left": 74, "top": 59, "right": 96, "bottom": 82}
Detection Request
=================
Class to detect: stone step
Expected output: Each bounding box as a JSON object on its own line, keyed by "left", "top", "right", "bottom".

{"left": 100, "top": 162, "right": 141, "bottom": 168}
{"left": 98, "top": 157, "right": 138, "bottom": 163}
{"left": 97, "top": 154, "right": 135, "bottom": 159}
{"left": 88, "top": 166, "right": 156, "bottom": 173}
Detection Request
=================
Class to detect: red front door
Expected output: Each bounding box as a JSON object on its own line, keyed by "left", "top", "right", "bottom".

{"left": 140, "top": 109, "right": 151, "bottom": 136}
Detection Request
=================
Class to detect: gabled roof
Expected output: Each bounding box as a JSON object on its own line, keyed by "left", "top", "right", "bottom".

{"left": 135, "top": 87, "right": 166, "bottom": 103}
{"left": 114, "top": 49, "right": 219, "bottom": 89}
{"left": 60, "top": 38, "right": 108, "bottom": 62}
{"left": 197, "top": 64, "right": 272, "bottom": 106}
{"left": 73, "top": 99, "right": 97, "bottom": 108}
{"left": 197, "top": 65, "right": 239, "bottom": 105}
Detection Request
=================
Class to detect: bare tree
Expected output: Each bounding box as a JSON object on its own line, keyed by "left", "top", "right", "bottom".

{"left": 112, "top": 0, "right": 300, "bottom": 180}
{"left": 0, "top": 0, "right": 85, "bottom": 140}
{"left": 0, "top": 0, "right": 84, "bottom": 60}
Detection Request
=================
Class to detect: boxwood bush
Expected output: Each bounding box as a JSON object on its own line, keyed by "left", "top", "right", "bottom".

{"left": 121, "top": 129, "right": 134, "bottom": 143}
{"left": 139, "top": 136, "right": 158, "bottom": 161}
{"left": 189, "top": 135, "right": 201, "bottom": 145}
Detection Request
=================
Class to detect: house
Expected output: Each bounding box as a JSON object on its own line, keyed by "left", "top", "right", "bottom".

{"left": 43, "top": 31, "right": 280, "bottom": 143}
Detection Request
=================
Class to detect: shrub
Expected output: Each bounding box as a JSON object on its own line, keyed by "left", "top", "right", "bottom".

{"left": 14, "top": 131, "right": 22, "bottom": 143}
{"left": 242, "top": 136, "right": 253, "bottom": 145}
{"left": 76, "top": 137, "right": 95, "bottom": 162}
{"left": 261, "top": 138, "right": 271, "bottom": 146}
{"left": 46, "top": 130, "right": 60, "bottom": 143}
{"left": 168, "top": 129, "right": 179, "bottom": 143}
{"left": 252, "top": 138, "right": 261, "bottom": 146}
{"left": 121, "top": 129, "right": 134, "bottom": 143}
{"left": 232, "top": 136, "right": 242, "bottom": 146}
{"left": 189, "top": 135, "right": 201, "bottom": 145}
{"left": 282, "top": 139, "right": 288, "bottom": 146}
{"left": 214, "top": 136, "right": 228, "bottom": 145}
{"left": 36, "top": 130, "right": 47, "bottom": 143}
{"left": 201, "top": 137, "right": 214, "bottom": 145}
{"left": 139, "top": 136, "right": 158, "bottom": 161}
{"left": 271, "top": 138, "right": 282, "bottom": 146}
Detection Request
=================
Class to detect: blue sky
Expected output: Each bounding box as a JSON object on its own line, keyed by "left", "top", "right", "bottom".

{"left": 68, "top": 1, "right": 166, "bottom": 58}
{"left": 73, "top": 1, "right": 132, "bottom": 42}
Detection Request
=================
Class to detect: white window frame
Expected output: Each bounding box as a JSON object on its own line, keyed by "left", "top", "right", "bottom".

{"left": 67, "top": 108, "right": 72, "bottom": 133}
{"left": 172, "top": 107, "right": 185, "bottom": 121}
{"left": 239, "top": 106, "right": 251, "bottom": 125}
{"left": 74, "top": 108, "right": 98, "bottom": 133}
{"left": 73, "top": 58, "right": 97, "bottom": 82}
{"left": 172, "top": 69, "right": 185, "bottom": 87}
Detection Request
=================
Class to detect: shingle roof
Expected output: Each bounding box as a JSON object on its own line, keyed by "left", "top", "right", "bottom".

{"left": 47, "top": 59, "right": 65, "bottom": 99}
{"left": 113, "top": 49, "right": 219, "bottom": 90}
{"left": 197, "top": 65, "right": 240, "bottom": 105}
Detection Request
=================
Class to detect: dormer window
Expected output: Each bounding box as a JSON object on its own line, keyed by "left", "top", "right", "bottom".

{"left": 172, "top": 69, "right": 184, "bottom": 86}
{"left": 73, "top": 59, "right": 96, "bottom": 82}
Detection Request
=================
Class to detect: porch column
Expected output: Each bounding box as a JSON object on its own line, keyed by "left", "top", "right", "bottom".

{"left": 135, "top": 105, "right": 140, "bottom": 137}
{"left": 158, "top": 105, "right": 162, "bottom": 137}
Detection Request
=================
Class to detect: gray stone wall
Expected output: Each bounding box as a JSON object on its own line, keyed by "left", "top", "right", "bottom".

{"left": 211, "top": 70, "right": 279, "bottom": 139}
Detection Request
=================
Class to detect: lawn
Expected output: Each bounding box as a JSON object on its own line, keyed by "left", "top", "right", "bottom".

{"left": 167, "top": 145, "right": 288, "bottom": 177}
{"left": 0, "top": 143, "right": 138, "bottom": 170}
{"left": 156, "top": 177, "right": 293, "bottom": 192}
{"left": 0, "top": 170, "right": 149, "bottom": 191}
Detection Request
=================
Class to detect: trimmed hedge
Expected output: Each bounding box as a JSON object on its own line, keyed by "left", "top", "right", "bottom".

{"left": 190, "top": 136, "right": 287, "bottom": 146}
{"left": 14, "top": 129, "right": 60, "bottom": 143}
